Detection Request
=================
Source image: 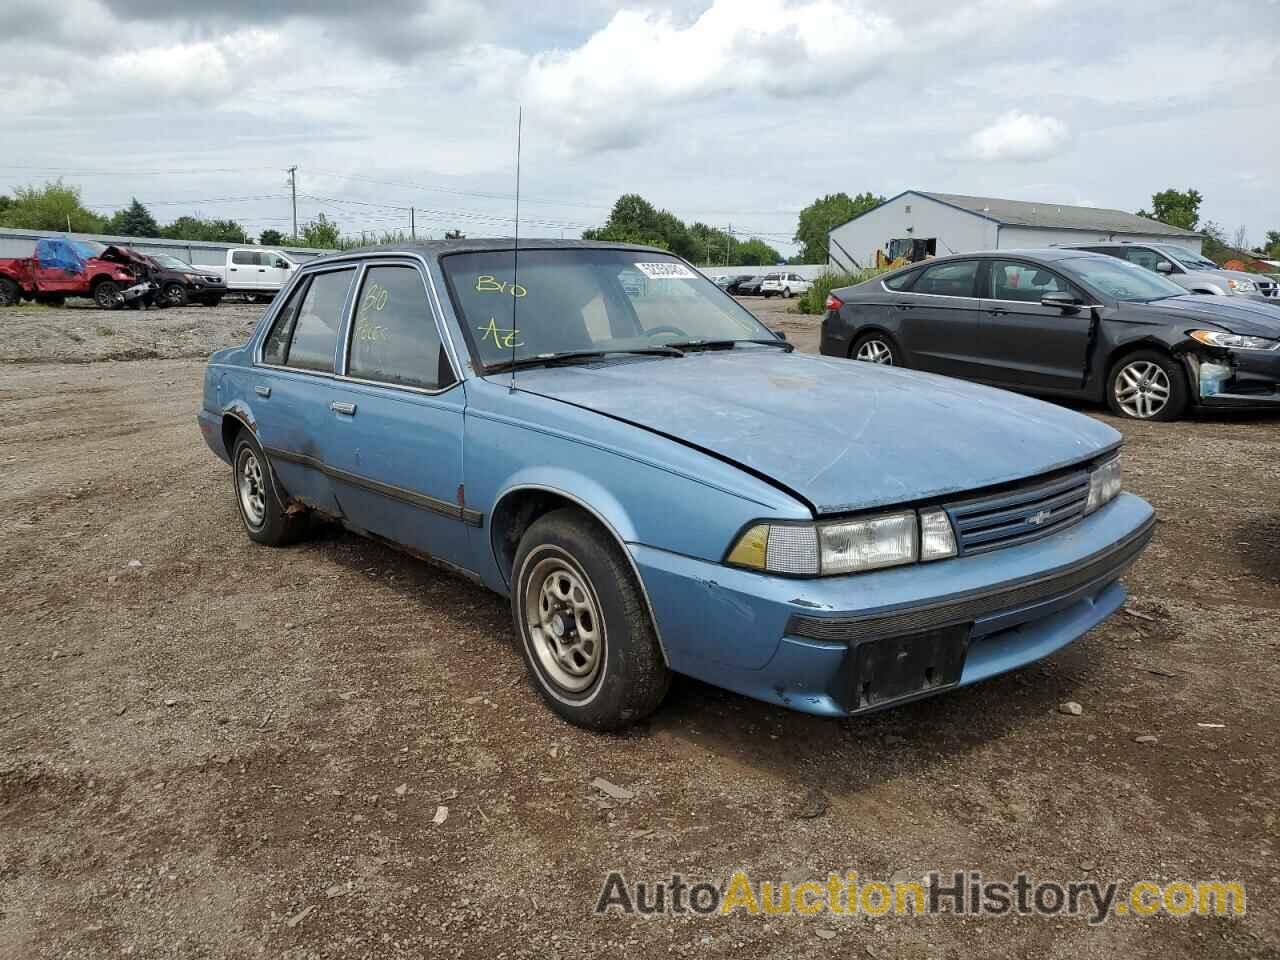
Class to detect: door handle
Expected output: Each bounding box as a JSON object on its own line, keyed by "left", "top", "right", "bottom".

{"left": 330, "top": 401, "right": 357, "bottom": 416}
{"left": 894, "top": 303, "right": 914, "bottom": 310}
{"left": 255, "top": 385, "right": 271, "bottom": 397}
{"left": 258, "top": 268, "right": 266, "bottom": 272}
{"left": 987, "top": 307, "right": 1008, "bottom": 316}
{"left": 229, "top": 267, "right": 237, "bottom": 272}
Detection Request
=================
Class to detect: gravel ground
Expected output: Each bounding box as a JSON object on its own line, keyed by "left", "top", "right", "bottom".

{"left": 1, "top": 296, "right": 1278, "bottom": 959}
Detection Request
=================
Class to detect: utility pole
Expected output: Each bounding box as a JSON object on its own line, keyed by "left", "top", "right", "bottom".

{"left": 726, "top": 224, "right": 732, "bottom": 265}
{"left": 411, "top": 206, "right": 416, "bottom": 240}
{"left": 287, "top": 166, "right": 298, "bottom": 240}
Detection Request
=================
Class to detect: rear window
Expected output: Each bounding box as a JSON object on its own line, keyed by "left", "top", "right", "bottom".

{"left": 883, "top": 269, "right": 919, "bottom": 291}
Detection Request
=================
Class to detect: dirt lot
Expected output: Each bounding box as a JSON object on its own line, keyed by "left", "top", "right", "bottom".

{"left": 1, "top": 297, "right": 1278, "bottom": 959}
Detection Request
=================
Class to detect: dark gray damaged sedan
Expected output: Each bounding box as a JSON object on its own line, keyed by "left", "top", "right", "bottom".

{"left": 821, "top": 248, "right": 1280, "bottom": 421}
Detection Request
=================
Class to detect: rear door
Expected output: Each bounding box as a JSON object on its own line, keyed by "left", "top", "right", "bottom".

{"left": 894, "top": 259, "right": 984, "bottom": 377}
{"left": 252, "top": 266, "right": 358, "bottom": 511}
{"left": 228, "top": 250, "right": 260, "bottom": 290}
{"left": 975, "top": 258, "right": 1093, "bottom": 393}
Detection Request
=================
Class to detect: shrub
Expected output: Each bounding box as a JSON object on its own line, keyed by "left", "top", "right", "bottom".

{"left": 795, "top": 269, "right": 884, "bottom": 314}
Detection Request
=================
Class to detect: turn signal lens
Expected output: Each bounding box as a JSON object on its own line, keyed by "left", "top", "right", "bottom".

{"left": 725, "top": 524, "right": 769, "bottom": 570}
{"left": 919, "top": 509, "right": 958, "bottom": 561}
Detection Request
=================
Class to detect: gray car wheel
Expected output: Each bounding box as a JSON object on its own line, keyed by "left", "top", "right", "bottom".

{"left": 852, "top": 333, "right": 896, "bottom": 365}
{"left": 1106, "top": 350, "right": 1188, "bottom": 421}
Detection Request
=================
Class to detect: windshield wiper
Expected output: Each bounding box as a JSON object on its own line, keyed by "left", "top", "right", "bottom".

{"left": 485, "top": 347, "right": 684, "bottom": 374}
{"left": 665, "top": 337, "right": 794, "bottom": 353}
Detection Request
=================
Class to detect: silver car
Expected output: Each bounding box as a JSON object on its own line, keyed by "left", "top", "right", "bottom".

{"left": 1069, "top": 242, "right": 1278, "bottom": 301}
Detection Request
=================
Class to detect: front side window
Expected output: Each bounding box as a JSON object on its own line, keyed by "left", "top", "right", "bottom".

{"left": 347, "top": 266, "right": 450, "bottom": 390}
{"left": 441, "top": 249, "right": 770, "bottom": 367}
{"left": 914, "top": 261, "right": 978, "bottom": 297}
{"left": 268, "top": 268, "right": 354, "bottom": 372}
{"left": 987, "top": 261, "right": 1073, "bottom": 303}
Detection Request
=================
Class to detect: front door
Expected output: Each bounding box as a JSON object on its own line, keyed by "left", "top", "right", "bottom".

{"left": 975, "top": 259, "right": 1094, "bottom": 393}
{"left": 258, "top": 251, "right": 291, "bottom": 291}
{"left": 228, "top": 250, "right": 262, "bottom": 291}
{"left": 896, "top": 259, "right": 984, "bottom": 377}
{"left": 317, "top": 261, "right": 473, "bottom": 572}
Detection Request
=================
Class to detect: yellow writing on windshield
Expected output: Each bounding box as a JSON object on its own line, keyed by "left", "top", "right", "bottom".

{"left": 476, "top": 275, "right": 527, "bottom": 298}
{"left": 478, "top": 317, "right": 523, "bottom": 348}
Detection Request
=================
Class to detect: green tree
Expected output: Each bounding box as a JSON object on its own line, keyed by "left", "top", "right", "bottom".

{"left": 793, "top": 192, "right": 884, "bottom": 263}
{"left": 161, "top": 215, "right": 247, "bottom": 243}
{"left": 106, "top": 198, "right": 160, "bottom": 237}
{"left": 0, "top": 179, "right": 106, "bottom": 232}
{"left": 736, "top": 237, "right": 783, "bottom": 266}
{"left": 296, "top": 212, "right": 340, "bottom": 248}
{"left": 1137, "top": 188, "right": 1202, "bottom": 231}
{"left": 258, "top": 228, "right": 285, "bottom": 246}
{"left": 1263, "top": 230, "right": 1280, "bottom": 257}
{"left": 583, "top": 194, "right": 704, "bottom": 258}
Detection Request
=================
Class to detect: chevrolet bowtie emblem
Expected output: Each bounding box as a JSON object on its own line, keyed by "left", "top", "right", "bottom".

{"left": 1028, "top": 510, "right": 1052, "bottom": 526}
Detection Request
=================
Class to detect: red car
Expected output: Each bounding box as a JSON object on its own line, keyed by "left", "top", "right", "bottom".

{"left": 0, "top": 239, "right": 141, "bottom": 308}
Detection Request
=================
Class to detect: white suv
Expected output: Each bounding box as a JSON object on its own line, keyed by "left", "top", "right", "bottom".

{"left": 759, "top": 271, "right": 812, "bottom": 299}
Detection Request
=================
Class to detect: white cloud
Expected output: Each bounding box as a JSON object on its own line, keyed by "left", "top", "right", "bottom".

{"left": 521, "top": 0, "right": 905, "bottom": 152}
{"left": 961, "top": 111, "right": 1071, "bottom": 162}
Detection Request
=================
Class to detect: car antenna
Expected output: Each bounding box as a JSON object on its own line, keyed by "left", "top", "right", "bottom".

{"left": 509, "top": 105, "right": 523, "bottom": 393}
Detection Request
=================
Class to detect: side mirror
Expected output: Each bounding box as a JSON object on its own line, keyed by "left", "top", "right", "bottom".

{"left": 1155, "top": 261, "right": 1173, "bottom": 274}
{"left": 1040, "top": 291, "right": 1081, "bottom": 311}
{"left": 772, "top": 328, "right": 788, "bottom": 341}
{"left": 275, "top": 259, "right": 290, "bottom": 269}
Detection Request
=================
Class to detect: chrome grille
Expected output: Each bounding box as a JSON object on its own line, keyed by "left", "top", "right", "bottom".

{"left": 946, "top": 470, "right": 1091, "bottom": 555}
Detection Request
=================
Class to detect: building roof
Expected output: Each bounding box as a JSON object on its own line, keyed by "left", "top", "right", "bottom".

{"left": 918, "top": 191, "right": 1201, "bottom": 237}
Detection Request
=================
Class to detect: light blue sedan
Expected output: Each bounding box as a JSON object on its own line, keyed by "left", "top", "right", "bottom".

{"left": 198, "top": 240, "right": 1155, "bottom": 730}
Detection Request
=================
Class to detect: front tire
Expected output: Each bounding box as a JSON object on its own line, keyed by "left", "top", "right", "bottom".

{"left": 850, "top": 331, "right": 898, "bottom": 366}
{"left": 512, "top": 509, "right": 669, "bottom": 731}
{"left": 1106, "top": 350, "right": 1188, "bottom": 421}
{"left": 92, "top": 280, "right": 120, "bottom": 309}
{"left": 0, "top": 278, "right": 19, "bottom": 306}
{"left": 231, "top": 432, "right": 309, "bottom": 546}
{"left": 160, "top": 282, "right": 188, "bottom": 307}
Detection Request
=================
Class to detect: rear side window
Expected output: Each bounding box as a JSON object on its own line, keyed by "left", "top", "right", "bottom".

{"left": 347, "top": 266, "right": 451, "bottom": 390}
{"left": 884, "top": 269, "right": 919, "bottom": 291}
{"left": 914, "top": 261, "right": 978, "bottom": 297}
{"left": 231, "top": 251, "right": 256, "bottom": 266}
{"left": 261, "top": 280, "right": 309, "bottom": 366}
{"left": 261, "top": 269, "right": 354, "bottom": 372}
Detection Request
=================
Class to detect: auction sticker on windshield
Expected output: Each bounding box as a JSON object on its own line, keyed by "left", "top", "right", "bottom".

{"left": 635, "top": 262, "right": 698, "bottom": 280}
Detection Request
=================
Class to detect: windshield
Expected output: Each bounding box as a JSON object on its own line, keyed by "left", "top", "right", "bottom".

{"left": 1060, "top": 255, "right": 1187, "bottom": 302}
{"left": 441, "top": 248, "right": 772, "bottom": 368}
{"left": 70, "top": 240, "right": 106, "bottom": 258}
{"left": 1154, "top": 245, "right": 1219, "bottom": 271}
{"left": 150, "top": 254, "right": 193, "bottom": 270}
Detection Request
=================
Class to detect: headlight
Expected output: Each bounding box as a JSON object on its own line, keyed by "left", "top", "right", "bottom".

{"left": 1226, "top": 278, "right": 1256, "bottom": 294}
{"left": 727, "top": 508, "right": 957, "bottom": 577}
{"left": 1189, "top": 329, "right": 1278, "bottom": 351}
{"left": 1086, "top": 457, "right": 1122, "bottom": 514}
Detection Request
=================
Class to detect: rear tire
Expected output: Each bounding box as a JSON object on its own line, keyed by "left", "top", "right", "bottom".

{"left": 783, "top": 287, "right": 792, "bottom": 298}
{"left": 231, "top": 432, "right": 309, "bottom": 546}
{"left": 850, "top": 331, "right": 899, "bottom": 366}
{"left": 0, "top": 278, "right": 19, "bottom": 306}
{"left": 1106, "top": 350, "right": 1188, "bottom": 421}
{"left": 512, "top": 509, "right": 670, "bottom": 731}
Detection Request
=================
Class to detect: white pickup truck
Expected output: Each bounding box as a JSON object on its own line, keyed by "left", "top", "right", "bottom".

{"left": 205, "top": 248, "right": 298, "bottom": 299}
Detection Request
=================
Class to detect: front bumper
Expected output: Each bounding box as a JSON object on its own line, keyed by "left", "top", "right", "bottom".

{"left": 1190, "top": 348, "right": 1280, "bottom": 408}
{"left": 632, "top": 492, "right": 1155, "bottom": 717}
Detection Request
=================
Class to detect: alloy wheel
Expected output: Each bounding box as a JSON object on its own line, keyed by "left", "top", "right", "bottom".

{"left": 1114, "top": 361, "right": 1170, "bottom": 418}
{"left": 855, "top": 339, "right": 894, "bottom": 365}
{"left": 523, "top": 554, "right": 604, "bottom": 693}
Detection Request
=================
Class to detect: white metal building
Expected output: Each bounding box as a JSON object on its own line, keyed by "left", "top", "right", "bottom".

{"left": 826, "top": 190, "right": 1204, "bottom": 272}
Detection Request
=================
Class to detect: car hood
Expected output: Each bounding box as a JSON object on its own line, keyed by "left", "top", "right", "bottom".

{"left": 503, "top": 351, "right": 1120, "bottom": 515}
{"left": 1122, "top": 294, "right": 1280, "bottom": 337}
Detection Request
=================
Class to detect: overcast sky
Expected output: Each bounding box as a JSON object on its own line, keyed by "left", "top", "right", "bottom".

{"left": 2, "top": 0, "right": 1277, "bottom": 256}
